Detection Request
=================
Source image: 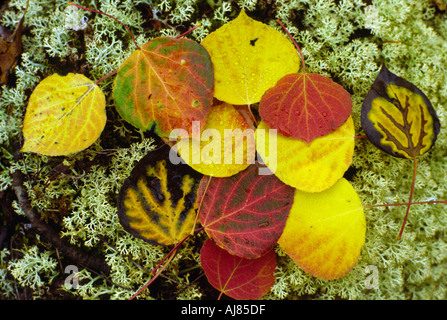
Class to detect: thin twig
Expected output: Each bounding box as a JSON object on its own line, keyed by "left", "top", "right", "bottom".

{"left": 10, "top": 141, "right": 110, "bottom": 275}
{"left": 68, "top": 2, "right": 141, "bottom": 50}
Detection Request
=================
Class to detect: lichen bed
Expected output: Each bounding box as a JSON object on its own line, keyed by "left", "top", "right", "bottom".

{"left": 1, "top": 0, "right": 446, "bottom": 299}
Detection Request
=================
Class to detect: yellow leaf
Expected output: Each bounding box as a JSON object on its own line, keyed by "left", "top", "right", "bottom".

{"left": 256, "top": 116, "right": 355, "bottom": 193}
{"left": 278, "top": 178, "right": 366, "bottom": 280}
{"left": 22, "top": 73, "right": 106, "bottom": 156}
{"left": 201, "top": 10, "right": 300, "bottom": 105}
{"left": 174, "top": 103, "right": 255, "bottom": 177}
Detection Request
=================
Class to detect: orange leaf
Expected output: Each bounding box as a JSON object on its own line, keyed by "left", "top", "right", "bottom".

{"left": 113, "top": 37, "right": 214, "bottom": 137}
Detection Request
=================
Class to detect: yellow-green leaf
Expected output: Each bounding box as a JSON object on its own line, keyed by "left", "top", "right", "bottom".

{"left": 201, "top": 10, "right": 300, "bottom": 105}
{"left": 21, "top": 73, "right": 106, "bottom": 156}
{"left": 278, "top": 178, "right": 366, "bottom": 280}
{"left": 117, "top": 143, "right": 202, "bottom": 246}
{"left": 361, "top": 64, "right": 440, "bottom": 159}
{"left": 173, "top": 102, "right": 255, "bottom": 177}
{"left": 256, "top": 116, "right": 355, "bottom": 193}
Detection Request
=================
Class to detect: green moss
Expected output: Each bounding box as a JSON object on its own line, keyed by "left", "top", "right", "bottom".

{"left": 0, "top": 0, "right": 446, "bottom": 300}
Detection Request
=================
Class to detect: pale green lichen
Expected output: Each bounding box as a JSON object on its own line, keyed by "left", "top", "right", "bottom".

{"left": 0, "top": 0, "right": 446, "bottom": 300}
{"left": 7, "top": 245, "right": 59, "bottom": 297}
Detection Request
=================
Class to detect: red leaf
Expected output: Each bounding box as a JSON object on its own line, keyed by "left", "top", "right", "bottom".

{"left": 259, "top": 73, "right": 352, "bottom": 143}
{"left": 198, "top": 164, "right": 294, "bottom": 259}
{"left": 200, "top": 239, "right": 276, "bottom": 300}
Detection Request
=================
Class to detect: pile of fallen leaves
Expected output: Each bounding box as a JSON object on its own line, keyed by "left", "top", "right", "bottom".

{"left": 3, "top": 2, "right": 443, "bottom": 300}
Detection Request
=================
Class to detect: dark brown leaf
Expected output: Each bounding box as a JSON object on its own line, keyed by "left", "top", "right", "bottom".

{"left": 0, "top": 0, "right": 28, "bottom": 85}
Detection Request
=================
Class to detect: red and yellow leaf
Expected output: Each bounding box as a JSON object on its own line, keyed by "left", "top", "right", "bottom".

{"left": 198, "top": 164, "right": 295, "bottom": 259}
{"left": 21, "top": 73, "right": 106, "bottom": 156}
{"left": 278, "top": 178, "right": 366, "bottom": 280}
{"left": 259, "top": 73, "right": 352, "bottom": 143}
{"left": 361, "top": 64, "right": 440, "bottom": 159}
{"left": 200, "top": 239, "right": 276, "bottom": 300}
{"left": 117, "top": 143, "right": 202, "bottom": 246}
{"left": 113, "top": 37, "right": 214, "bottom": 137}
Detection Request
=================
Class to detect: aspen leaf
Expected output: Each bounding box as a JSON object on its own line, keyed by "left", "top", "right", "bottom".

{"left": 256, "top": 116, "right": 355, "bottom": 193}
{"left": 200, "top": 239, "right": 276, "bottom": 300}
{"left": 201, "top": 10, "right": 300, "bottom": 105}
{"left": 173, "top": 102, "right": 255, "bottom": 177}
{"left": 113, "top": 37, "right": 214, "bottom": 137}
{"left": 361, "top": 64, "right": 440, "bottom": 159}
{"left": 278, "top": 178, "right": 366, "bottom": 280}
{"left": 259, "top": 73, "right": 352, "bottom": 143}
{"left": 117, "top": 143, "right": 202, "bottom": 246}
{"left": 198, "top": 164, "right": 295, "bottom": 259}
{"left": 21, "top": 73, "right": 106, "bottom": 156}
{"left": 361, "top": 64, "right": 442, "bottom": 239}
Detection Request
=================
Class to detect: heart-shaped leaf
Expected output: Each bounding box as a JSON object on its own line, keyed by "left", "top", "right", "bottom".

{"left": 22, "top": 73, "right": 106, "bottom": 156}
{"left": 117, "top": 143, "right": 202, "bottom": 246}
{"left": 278, "top": 178, "right": 366, "bottom": 280}
{"left": 259, "top": 73, "right": 352, "bottom": 143}
{"left": 198, "top": 164, "right": 295, "bottom": 259}
{"left": 201, "top": 10, "right": 300, "bottom": 105}
{"left": 256, "top": 116, "right": 355, "bottom": 193}
{"left": 200, "top": 239, "right": 276, "bottom": 300}
{"left": 361, "top": 64, "right": 440, "bottom": 159}
{"left": 113, "top": 37, "right": 214, "bottom": 137}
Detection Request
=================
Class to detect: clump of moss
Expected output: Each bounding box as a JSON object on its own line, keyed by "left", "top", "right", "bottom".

{"left": 1, "top": 0, "right": 446, "bottom": 300}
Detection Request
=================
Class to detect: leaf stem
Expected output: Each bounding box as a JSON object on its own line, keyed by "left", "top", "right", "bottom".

{"left": 152, "top": 226, "right": 204, "bottom": 276}
{"left": 175, "top": 23, "right": 201, "bottom": 39}
{"left": 191, "top": 176, "right": 211, "bottom": 235}
{"left": 398, "top": 156, "right": 417, "bottom": 239}
{"left": 276, "top": 19, "right": 305, "bottom": 74}
{"left": 129, "top": 248, "right": 177, "bottom": 300}
{"left": 94, "top": 69, "right": 118, "bottom": 85}
{"left": 68, "top": 2, "right": 141, "bottom": 50}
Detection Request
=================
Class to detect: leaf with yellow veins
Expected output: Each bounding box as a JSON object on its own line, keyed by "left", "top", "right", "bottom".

{"left": 21, "top": 73, "right": 106, "bottom": 156}
{"left": 173, "top": 102, "right": 256, "bottom": 177}
{"left": 361, "top": 64, "right": 440, "bottom": 159}
{"left": 117, "top": 143, "right": 202, "bottom": 246}
{"left": 278, "top": 178, "right": 366, "bottom": 280}
{"left": 255, "top": 116, "right": 355, "bottom": 193}
{"left": 201, "top": 10, "right": 300, "bottom": 105}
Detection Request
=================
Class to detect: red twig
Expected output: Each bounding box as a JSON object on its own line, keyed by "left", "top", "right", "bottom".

{"left": 129, "top": 226, "right": 204, "bottom": 300}
{"left": 129, "top": 248, "right": 177, "bottom": 300}
{"left": 175, "top": 23, "right": 201, "bottom": 39}
{"left": 276, "top": 19, "right": 305, "bottom": 74}
{"left": 364, "top": 200, "right": 447, "bottom": 209}
{"left": 68, "top": 2, "right": 141, "bottom": 50}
